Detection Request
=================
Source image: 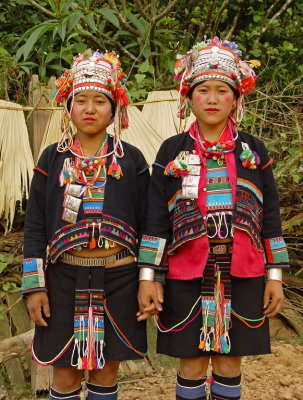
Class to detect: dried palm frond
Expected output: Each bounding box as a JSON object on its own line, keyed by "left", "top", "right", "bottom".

{"left": 108, "top": 106, "right": 163, "bottom": 166}
{"left": 0, "top": 100, "right": 34, "bottom": 232}
{"left": 142, "top": 90, "right": 196, "bottom": 139}
{"left": 38, "top": 109, "right": 63, "bottom": 158}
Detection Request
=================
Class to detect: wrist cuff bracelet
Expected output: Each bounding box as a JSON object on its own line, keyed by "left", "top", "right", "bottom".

{"left": 267, "top": 268, "right": 282, "bottom": 282}
{"left": 139, "top": 268, "right": 155, "bottom": 281}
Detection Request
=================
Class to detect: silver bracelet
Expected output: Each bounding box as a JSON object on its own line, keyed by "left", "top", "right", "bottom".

{"left": 267, "top": 268, "right": 282, "bottom": 282}
{"left": 139, "top": 268, "right": 155, "bottom": 281}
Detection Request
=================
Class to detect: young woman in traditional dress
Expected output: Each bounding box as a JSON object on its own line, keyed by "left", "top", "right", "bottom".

{"left": 137, "top": 37, "right": 288, "bottom": 400}
{"left": 22, "top": 51, "right": 149, "bottom": 400}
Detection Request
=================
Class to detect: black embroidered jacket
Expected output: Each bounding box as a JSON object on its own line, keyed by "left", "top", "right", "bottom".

{"left": 138, "top": 131, "right": 289, "bottom": 275}
{"left": 22, "top": 136, "right": 149, "bottom": 294}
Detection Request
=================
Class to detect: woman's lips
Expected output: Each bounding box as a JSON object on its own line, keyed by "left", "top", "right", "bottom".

{"left": 84, "top": 118, "right": 96, "bottom": 123}
{"left": 205, "top": 108, "right": 219, "bottom": 113}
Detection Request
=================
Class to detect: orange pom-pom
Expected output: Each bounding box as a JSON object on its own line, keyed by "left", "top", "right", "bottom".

{"left": 89, "top": 237, "right": 96, "bottom": 249}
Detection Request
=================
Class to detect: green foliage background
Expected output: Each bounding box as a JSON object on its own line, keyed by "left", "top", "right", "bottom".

{"left": 0, "top": 0, "right": 302, "bottom": 210}
{"left": 0, "top": 1, "right": 302, "bottom": 97}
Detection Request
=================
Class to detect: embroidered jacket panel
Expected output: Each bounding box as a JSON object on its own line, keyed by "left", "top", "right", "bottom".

{"left": 138, "top": 130, "right": 289, "bottom": 275}
{"left": 22, "top": 136, "right": 149, "bottom": 294}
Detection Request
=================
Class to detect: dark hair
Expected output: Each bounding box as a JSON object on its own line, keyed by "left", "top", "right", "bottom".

{"left": 66, "top": 92, "right": 116, "bottom": 116}
{"left": 187, "top": 81, "right": 240, "bottom": 99}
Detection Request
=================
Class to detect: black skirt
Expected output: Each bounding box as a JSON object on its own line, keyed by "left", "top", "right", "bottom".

{"left": 157, "top": 275, "right": 270, "bottom": 358}
{"left": 33, "top": 262, "right": 147, "bottom": 366}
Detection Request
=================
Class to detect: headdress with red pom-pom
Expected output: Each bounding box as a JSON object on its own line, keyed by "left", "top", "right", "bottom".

{"left": 54, "top": 50, "right": 129, "bottom": 161}
{"left": 174, "top": 37, "right": 260, "bottom": 124}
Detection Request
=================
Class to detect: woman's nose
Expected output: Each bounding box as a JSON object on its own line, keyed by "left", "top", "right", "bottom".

{"left": 207, "top": 91, "right": 217, "bottom": 103}
{"left": 85, "top": 101, "right": 96, "bottom": 113}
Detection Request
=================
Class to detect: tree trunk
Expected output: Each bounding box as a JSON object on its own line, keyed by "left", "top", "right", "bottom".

{"left": 0, "top": 329, "right": 33, "bottom": 364}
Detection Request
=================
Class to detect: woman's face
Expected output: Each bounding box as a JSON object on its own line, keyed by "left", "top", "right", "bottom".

{"left": 190, "top": 81, "right": 236, "bottom": 130}
{"left": 71, "top": 91, "right": 113, "bottom": 138}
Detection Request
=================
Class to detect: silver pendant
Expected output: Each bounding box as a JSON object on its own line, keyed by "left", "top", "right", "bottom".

{"left": 182, "top": 186, "right": 199, "bottom": 199}
{"left": 186, "top": 154, "right": 200, "bottom": 165}
{"left": 63, "top": 195, "right": 82, "bottom": 212}
{"left": 189, "top": 165, "right": 201, "bottom": 175}
{"left": 183, "top": 175, "right": 200, "bottom": 186}
{"left": 65, "top": 183, "right": 84, "bottom": 198}
{"left": 62, "top": 208, "right": 78, "bottom": 224}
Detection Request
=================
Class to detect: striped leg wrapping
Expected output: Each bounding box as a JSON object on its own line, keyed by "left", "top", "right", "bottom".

{"left": 49, "top": 387, "right": 81, "bottom": 400}
{"left": 176, "top": 374, "right": 207, "bottom": 400}
{"left": 210, "top": 373, "right": 241, "bottom": 400}
{"left": 87, "top": 382, "right": 118, "bottom": 400}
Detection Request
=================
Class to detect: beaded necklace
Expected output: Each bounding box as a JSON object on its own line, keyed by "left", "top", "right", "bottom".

{"left": 195, "top": 125, "right": 237, "bottom": 166}
{"left": 71, "top": 135, "right": 109, "bottom": 196}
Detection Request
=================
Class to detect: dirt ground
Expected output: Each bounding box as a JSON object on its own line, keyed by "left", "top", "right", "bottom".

{"left": 0, "top": 324, "right": 302, "bottom": 400}
{"left": 119, "top": 342, "right": 303, "bottom": 400}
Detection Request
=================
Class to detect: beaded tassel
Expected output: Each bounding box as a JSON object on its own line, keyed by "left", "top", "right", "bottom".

{"left": 164, "top": 151, "right": 190, "bottom": 178}
{"left": 199, "top": 265, "right": 231, "bottom": 354}
{"left": 72, "top": 291, "right": 105, "bottom": 370}
{"left": 108, "top": 155, "right": 123, "bottom": 179}
{"left": 239, "top": 148, "right": 260, "bottom": 169}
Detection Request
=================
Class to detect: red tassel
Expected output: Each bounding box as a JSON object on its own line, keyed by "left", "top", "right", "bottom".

{"left": 89, "top": 237, "right": 96, "bottom": 249}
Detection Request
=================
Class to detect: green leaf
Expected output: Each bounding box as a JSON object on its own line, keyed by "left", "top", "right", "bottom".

{"left": 20, "top": 65, "right": 30, "bottom": 74}
{"left": 45, "top": 52, "right": 59, "bottom": 64}
{"left": 98, "top": 8, "right": 120, "bottom": 29}
{"left": 48, "top": 64, "right": 65, "bottom": 71}
{"left": 0, "top": 253, "right": 14, "bottom": 264}
{"left": 66, "top": 32, "right": 80, "bottom": 42}
{"left": 61, "top": 0, "right": 76, "bottom": 14}
{"left": 0, "top": 262, "right": 8, "bottom": 274}
{"left": 135, "top": 73, "right": 146, "bottom": 83}
{"left": 139, "top": 60, "right": 150, "bottom": 73}
{"left": 253, "top": 15, "right": 263, "bottom": 23}
{"left": 67, "top": 12, "right": 82, "bottom": 32}
{"left": 47, "top": 0, "right": 57, "bottom": 14}
{"left": 126, "top": 11, "right": 146, "bottom": 36}
{"left": 85, "top": 14, "right": 96, "bottom": 32}
{"left": 2, "top": 282, "right": 11, "bottom": 292}
{"left": 19, "top": 61, "right": 39, "bottom": 67}
{"left": 128, "top": 89, "right": 142, "bottom": 100}
{"left": 282, "top": 41, "right": 294, "bottom": 51}
{"left": 293, "top": 174, "right": 301, "bottom": 183}
{"left": 57, "top": 21, "right": 67, "bottom": 41}
{"left": 124, "top": 42, "right": 139, "bottom": 50}
{"left": 16, "top": 22, "right": 56, "bottom": 60}
{"left": 38, "top": 65, "right": 46, "bottom": 77}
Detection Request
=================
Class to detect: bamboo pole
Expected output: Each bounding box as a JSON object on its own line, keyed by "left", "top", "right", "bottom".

{"left": 0, "top": 98, "right": 177, "bottom": 112}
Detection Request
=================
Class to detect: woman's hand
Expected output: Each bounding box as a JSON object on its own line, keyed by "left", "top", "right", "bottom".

{"left": 26, "top": 292, "right": 50, "bottom": 326}
{"left": 263, "top": 280, "right": 284, "bottom": 318}
{"left": 137, "top": 281, "right": 164, "bottom": 321}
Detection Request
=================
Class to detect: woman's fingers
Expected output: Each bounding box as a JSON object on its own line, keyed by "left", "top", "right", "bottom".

{"left": 27, "top": 292, "right": 50, "bottom": 327}
{"left": 263, "top": 280, "right": 284, "bottom": 318}
{"left": 137, "top": 281, "right": 163, "bottom": 321}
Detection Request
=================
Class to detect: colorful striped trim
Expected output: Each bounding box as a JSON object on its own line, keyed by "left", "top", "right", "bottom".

{"left": 237, "top": 178, "right": 263, "bottom": 203}
{"left": 21, "top": 258, "right": 46, "bottom": 292}
{"left": 264, "top": 237, "right": 289, "bottom": 264}
{"left": 168, "top": 189, "right": 182, "bottom": 212}
{"left": 33, "top": 167, "right": 48, "bottom": 176}
{"left": 262, "top": 158, "right": 273, "bottom": 170}
{"left": 48, "top": 216, "right": 137, "bottom": 262}
{"left": 138, "top": 235, "right": 167, "bottom": 266}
